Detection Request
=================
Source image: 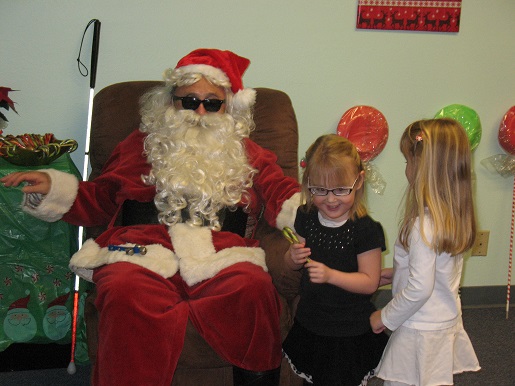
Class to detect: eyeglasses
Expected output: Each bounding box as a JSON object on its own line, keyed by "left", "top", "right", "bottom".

{"left": 308, "top": 175, "right": 360, "bottom": 196}
{"left": 173, "top": 96, "right": 225, "bottom": 112}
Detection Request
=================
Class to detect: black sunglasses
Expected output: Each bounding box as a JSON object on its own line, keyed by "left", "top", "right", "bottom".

{"left": 173, "top": 96, "right": 225, "bottom": 112}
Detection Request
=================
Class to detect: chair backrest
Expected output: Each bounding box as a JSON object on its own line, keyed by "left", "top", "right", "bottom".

{"left": 90, "top": 81, "right": 299, "bottom": 181}
{"left": 86, "top": 81, "right": 299, "bottom": 239}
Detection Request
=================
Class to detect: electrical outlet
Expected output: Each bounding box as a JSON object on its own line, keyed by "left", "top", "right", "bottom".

{"left": 471, "top": 231, "right": 490, "bottom": 256}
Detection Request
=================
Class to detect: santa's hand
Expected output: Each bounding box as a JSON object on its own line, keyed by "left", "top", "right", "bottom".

{"left": 0, "top": 171, "right": 51, "bottom": 195}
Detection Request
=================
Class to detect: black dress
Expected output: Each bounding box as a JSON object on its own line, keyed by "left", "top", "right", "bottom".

{"left": 283, "top": 207, "right": 389, "bottom": 386}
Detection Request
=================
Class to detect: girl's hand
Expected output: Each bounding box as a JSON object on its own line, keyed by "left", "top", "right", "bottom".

{"left": 370, "top": 310, "right": 386, "bottom": 334}
{"left": 0, "top": 171, "right": 51, "bottom": 195}
{"left": 305, "top": 260, "right": 332, "bottom": 284}
{"left": 379, "top": 268, "right": 393, "bottom": 287}
{"left": 288, "top": 241, "right": 311, "bottom": 266}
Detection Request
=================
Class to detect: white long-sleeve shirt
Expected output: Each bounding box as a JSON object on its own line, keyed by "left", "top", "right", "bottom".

{"left": 381, "top": 216, "right": 463, "bottom": 331}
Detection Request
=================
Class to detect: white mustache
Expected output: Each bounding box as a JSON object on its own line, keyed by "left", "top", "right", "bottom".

{"left": 168, "top": 108, "right": 232, "bottom": 129}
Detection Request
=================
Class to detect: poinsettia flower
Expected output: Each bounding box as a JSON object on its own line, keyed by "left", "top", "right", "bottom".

{"left": 0, "top": 87, "right": 18, "bottom": 113}
{"left": 0, "top": 87, "right": 18, "bottom": 130}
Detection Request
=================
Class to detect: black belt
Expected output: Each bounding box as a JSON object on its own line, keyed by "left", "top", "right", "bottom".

{"left": 121, "top": 200, "right": 249, "bottom": 238}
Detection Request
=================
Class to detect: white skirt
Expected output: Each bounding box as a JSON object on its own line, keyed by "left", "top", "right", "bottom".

{"left": 374, "top": 319, "right": 480, "bottom": 386}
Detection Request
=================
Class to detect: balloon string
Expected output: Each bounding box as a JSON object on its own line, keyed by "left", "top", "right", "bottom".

{"left": 507, "top": 177, "right": 514, "bottom": 319}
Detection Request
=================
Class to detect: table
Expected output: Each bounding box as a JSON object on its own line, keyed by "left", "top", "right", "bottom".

{"left": 0, "top": 154, "right": 90, "bottom": 363}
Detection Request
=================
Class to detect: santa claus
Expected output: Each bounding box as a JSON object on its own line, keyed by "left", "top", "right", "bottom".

{"left": 1, "top": 49, "right": 300, "bottom": 385}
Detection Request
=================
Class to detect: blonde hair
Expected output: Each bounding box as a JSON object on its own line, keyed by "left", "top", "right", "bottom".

{"left": 399, "top": 118, "right": 476, "bottom": 255}
{"left": 301, "top": 134, "right": 367, "bottom": 220}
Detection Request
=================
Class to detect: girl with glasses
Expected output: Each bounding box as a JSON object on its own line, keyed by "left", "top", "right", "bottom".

{"left": 283, "top": 134, "right": 388, "bottom": 385}
{"left": 370, "top": 118, "right": 480, "bottom": 386}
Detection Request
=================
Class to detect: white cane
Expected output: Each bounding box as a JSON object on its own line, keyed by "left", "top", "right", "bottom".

{"left": 68, "top": 18, "right": 101, "bottom": 375}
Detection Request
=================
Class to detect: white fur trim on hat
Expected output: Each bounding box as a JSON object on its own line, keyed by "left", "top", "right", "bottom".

{"left": 22, "top": 169, "right": 79, "bottom": 222}
{"left": 172, "top": 64, "right": 230, "bottom": 88}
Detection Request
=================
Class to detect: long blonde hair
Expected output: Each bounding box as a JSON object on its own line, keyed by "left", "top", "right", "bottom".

{"left": 301, "top": 134, "right": 367, "bottom": 220}
{"left": 399, "top": 118, "right": 476, "bottom": 255}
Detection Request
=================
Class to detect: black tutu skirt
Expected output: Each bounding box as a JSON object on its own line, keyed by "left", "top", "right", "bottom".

{"left": 283, "top": 320, "right": 389, "bottom": 386}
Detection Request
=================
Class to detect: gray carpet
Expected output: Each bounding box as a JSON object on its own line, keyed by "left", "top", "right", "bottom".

{"left": 0, "top": 364, "right": 91, "bottom": 386}
{"left": 368, "top": 306, "right": 515, "bottom": 386}
{"left": 0, "top": 306, "right": 513, "bottom": 385}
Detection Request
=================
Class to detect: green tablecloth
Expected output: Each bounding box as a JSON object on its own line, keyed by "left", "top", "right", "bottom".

{"left": 0, "top": 154, "right": 90, "bottom": 363}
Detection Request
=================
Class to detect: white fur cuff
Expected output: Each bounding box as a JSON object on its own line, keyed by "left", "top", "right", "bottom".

{"left": 275, "top": 192, "right": 301, "bottom": 231}
{"left": 23, "top": 169, "right": 79, "bottom": 222}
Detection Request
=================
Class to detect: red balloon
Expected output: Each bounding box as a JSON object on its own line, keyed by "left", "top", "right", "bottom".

{"left": 336, "top": 106, "right": 389, "bottom": 162}
{"left": 498, "top": 106, "right": 515, "bottom": 155}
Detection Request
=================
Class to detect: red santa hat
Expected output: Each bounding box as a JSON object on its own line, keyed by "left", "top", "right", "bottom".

{"left": 9, "top": 294, "right": 30, "bottom": 310}
{"left": 48, "top": 293, "right": 70, "bottom": 309}
{"left": 166, "top": 48, "right": 256, "bottom": 112}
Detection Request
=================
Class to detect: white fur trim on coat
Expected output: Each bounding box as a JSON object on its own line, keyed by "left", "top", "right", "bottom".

{"left": 170, "top": 223, "right": 266, "bottom": 286}
{"left": 69, "top": 238, "right": 179, "bottom": 282}
{"left": 275, "top": 192, "right": 301, "bottom": 231}
{"left": 23, "top": 169, "right": 79, "bottom": 222}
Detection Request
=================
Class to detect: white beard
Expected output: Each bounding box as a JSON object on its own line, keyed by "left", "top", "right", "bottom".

{"left": 142, "top": 108, "right": 256, "bottom": 230}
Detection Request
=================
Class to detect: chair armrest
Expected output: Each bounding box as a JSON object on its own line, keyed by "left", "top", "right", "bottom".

{"left": 255, "top": 221, "right": 301, "bottom": 302}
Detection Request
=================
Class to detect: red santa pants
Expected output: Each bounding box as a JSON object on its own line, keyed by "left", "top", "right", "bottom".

{"left": 91, "top": 261, "right": 282, "bottom": 386}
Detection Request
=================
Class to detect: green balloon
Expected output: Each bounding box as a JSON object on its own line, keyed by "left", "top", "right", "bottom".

{"left": 434, "top": 104, "right": 482, "bottom": 150}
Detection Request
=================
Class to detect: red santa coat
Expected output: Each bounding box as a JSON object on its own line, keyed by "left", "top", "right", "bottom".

{"left": 24, "top": 130, "right": 300, "bottom": 286}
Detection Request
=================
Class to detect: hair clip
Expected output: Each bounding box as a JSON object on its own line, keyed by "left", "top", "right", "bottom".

{"left": 415, "top": 135, "right": 423, "bottom": 142}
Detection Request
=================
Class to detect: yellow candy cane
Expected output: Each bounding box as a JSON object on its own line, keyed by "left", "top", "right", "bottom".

{"left": 282, "top": 227, "right": 311, "bottom": 262}
{"left": 282, "top": 226, "right": 299, "bottom": 244}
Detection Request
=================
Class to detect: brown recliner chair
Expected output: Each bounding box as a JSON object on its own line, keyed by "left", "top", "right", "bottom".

{"left": 83, "top": 81, "right": 303, "bottom": 386}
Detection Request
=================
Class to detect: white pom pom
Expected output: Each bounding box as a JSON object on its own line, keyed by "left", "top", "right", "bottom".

{"left": 231, "top": 88, "right": 256, "bottom": 111}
